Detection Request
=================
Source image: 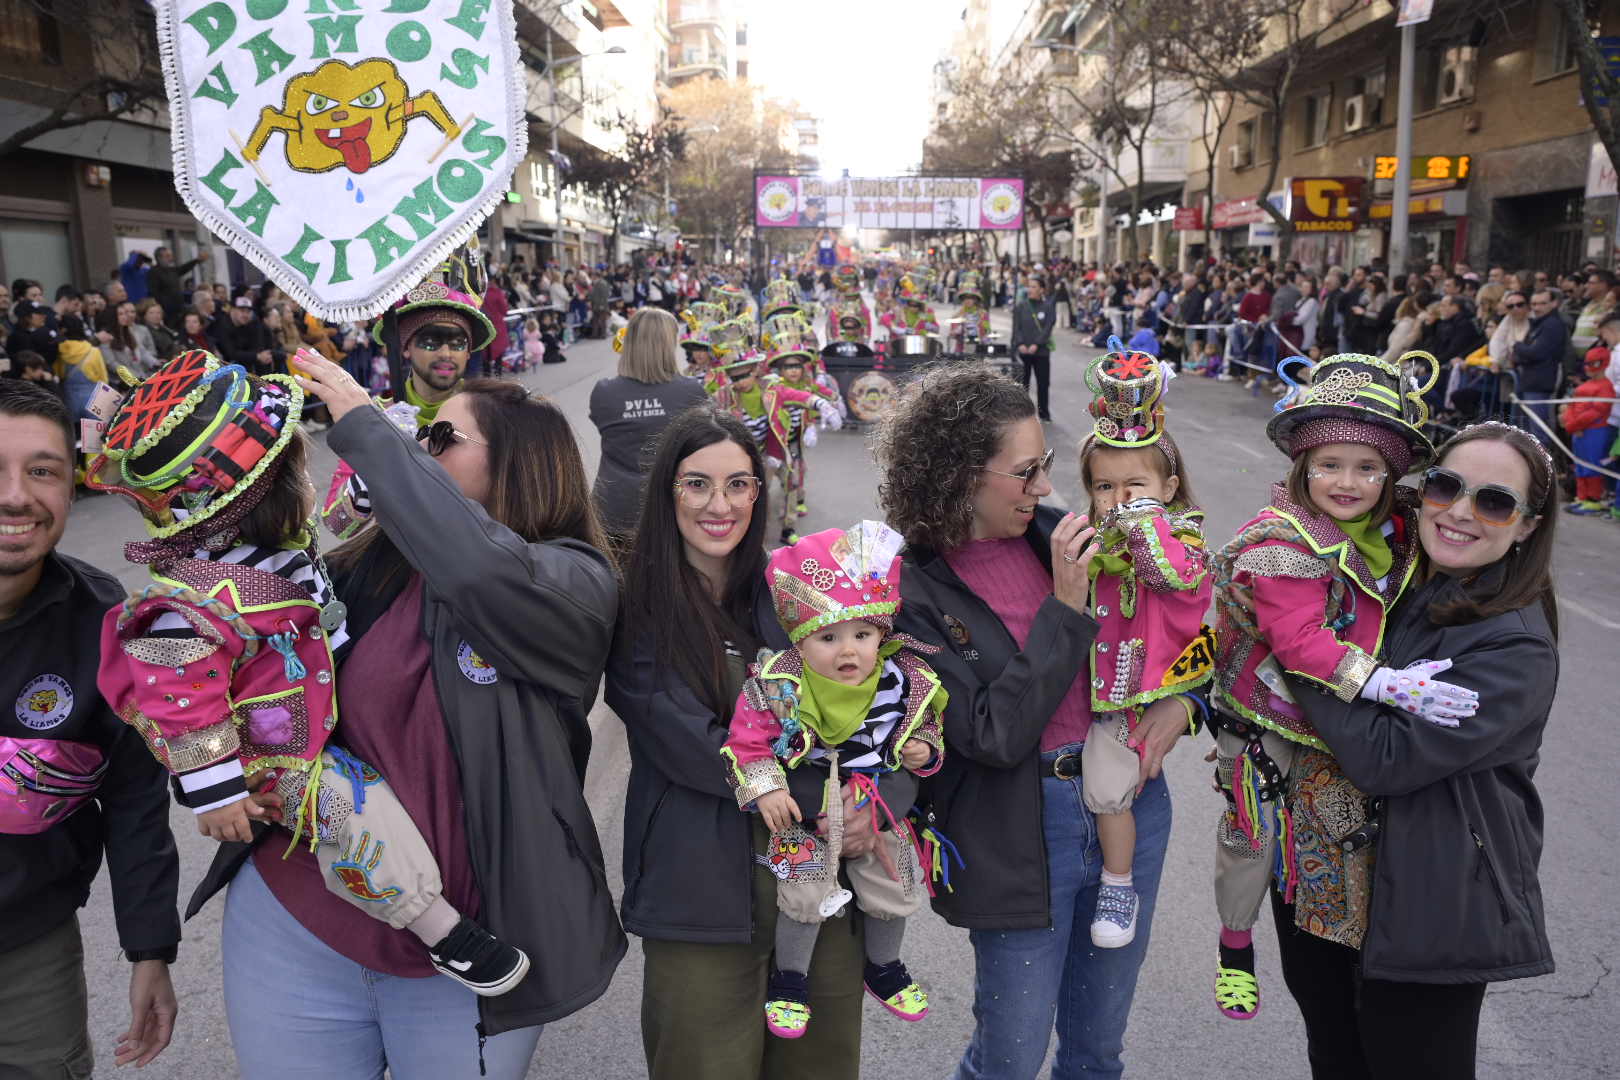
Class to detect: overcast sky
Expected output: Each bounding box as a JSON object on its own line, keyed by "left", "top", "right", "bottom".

{"left": 745, "top": 0, "right": 962, "bottom": 175}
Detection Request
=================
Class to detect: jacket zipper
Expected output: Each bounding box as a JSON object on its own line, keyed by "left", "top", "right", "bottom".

{"left": 1469, "top": 825, "right": 1513, "bottom": 925}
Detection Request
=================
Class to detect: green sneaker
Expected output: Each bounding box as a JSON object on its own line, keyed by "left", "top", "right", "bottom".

{"left": 864, "top": 960, "right": 929, "bottom": 1021}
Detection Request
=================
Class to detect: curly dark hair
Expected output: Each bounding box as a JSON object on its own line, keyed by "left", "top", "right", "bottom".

{"left": 876, "top": 362, "right": 1036, "bottom": 552}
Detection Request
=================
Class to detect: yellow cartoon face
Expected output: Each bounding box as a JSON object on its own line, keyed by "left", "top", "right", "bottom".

{"left": 277, "top": 59, "right": 410, "bottom": 174}
{"left": 28, "top": 689, "right": 58, "bottom": 714}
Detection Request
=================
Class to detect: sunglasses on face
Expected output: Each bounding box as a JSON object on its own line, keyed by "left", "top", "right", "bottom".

{"left": 1503, "top": 301, "right": 1525, "bottom": 309}
{"left": 415, "top": 329, "right": 470, "bottom": 352}
{"left": 1421, "top": 467, "right": 1531, "bottom": 527}
{"left": 416, "top": 421, "right": 486, "bottom": 456}
{"left": 977, "top": 447, "right": 1057, "bottom": 492}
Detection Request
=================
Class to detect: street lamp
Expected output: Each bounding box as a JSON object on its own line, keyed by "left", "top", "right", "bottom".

{"left": 545, "top": 32, "right": 625, "bottom": 265}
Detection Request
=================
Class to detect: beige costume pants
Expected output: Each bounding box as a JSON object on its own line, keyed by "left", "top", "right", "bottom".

{"left": 1212, "top": 726, "right": 1300, "bottom": 932}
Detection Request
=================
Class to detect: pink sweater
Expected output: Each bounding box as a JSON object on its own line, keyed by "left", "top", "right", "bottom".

{"left": 945, "top": 537, "right": 1092, "bottom": 752}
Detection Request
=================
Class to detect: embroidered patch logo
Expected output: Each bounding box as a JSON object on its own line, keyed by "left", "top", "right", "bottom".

{"left": 943, "top": 614, "right": 971, "bottom": 647}
{"left": 1164, "top": 625, "right": 1217, "bottom": 685}
{"left": 456, "top": 640, "right": 498, "bottom": 685}
{"left": 16, "top": 674, "right": 73, "bottom": 731}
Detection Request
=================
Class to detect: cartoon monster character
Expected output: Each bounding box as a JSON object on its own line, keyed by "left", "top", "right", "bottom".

{"left": 27, "top": 689, "right": 58, "bottom": 715}
{"left": 243, "top": 59, "right": 459, "bottom": 175}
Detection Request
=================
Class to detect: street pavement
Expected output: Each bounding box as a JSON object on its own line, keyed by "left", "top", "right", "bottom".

{"left": 59, "top": 307, "right": 1619, "bottom": 1078}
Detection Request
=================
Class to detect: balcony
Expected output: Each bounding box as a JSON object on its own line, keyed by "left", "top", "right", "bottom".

{"left": 670, "top": 1, "right": 725, "bottom": 30}
{"left": 668, "top": 42, "right": 728, "bottom": 81}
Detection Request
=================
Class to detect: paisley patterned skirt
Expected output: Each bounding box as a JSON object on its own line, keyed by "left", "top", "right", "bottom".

{"left": 1289, "top": 747, "right": 1375, "bottom": 949}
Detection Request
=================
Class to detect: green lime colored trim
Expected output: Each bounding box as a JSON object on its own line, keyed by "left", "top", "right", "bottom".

{"left": 787, "top": 601, "right": 901, "bottom": 644}
{"left": 1213, "top": 687, "right": 1330, "bottom": 752}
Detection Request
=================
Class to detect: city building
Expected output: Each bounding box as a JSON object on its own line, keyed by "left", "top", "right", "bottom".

{"left": 666, "top": 0, "right": 740, "bottom": 86}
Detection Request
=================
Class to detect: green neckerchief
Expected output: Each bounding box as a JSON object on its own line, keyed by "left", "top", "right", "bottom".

{"left": 736, "top": 382, "right": 765, "bottom": 418}
{"left": 794, "top": 639, "right": 902, "bottom": 747}
{"left": 1338, "top": 512, "right": 1393, "bottom": 580}
{"left": 404, "top": 377, "right": 451, "bottom": 424}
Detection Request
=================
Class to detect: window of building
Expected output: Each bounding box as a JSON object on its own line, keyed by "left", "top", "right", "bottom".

{"left": 1300, "top": 90, "right": 1333, "bottom": 149}
{"left": 737, "top": 60, "right": 747, "bottom": 79}
{"left": 1257, "top": 111, "right": 1276, "bottom": 162}
{"left": 0, "top": 0, "right": 62, "bottom": 64}
{"left": 1345, "top": 67, "right": 1385, "bottom": 128}
{"left": 1233, "top": 118, "right": 1256, "bottom": 169}
{"left": 736, "top": 26, "right": 747, "bottom": 46}
{"left": 1536, "top": 2, "right": 1593, "bottom": 79}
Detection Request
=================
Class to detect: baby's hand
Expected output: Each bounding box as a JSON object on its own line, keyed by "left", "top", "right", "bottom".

{"left": 196, "top": 799, "right": 254, "bottom": 843}
{"left": 756, "top": 789, "right": 802, "bottom": 834}
{"left": 900, "top": 738, "right": 933, "bottom": 772}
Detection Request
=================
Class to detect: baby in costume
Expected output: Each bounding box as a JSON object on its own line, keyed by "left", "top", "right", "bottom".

{"left": 722, "top": 522, "right": 946, "bottom": 1039}
{"left": 90, "top": 349, "right": 530, "bottom": 997}
{"left": 1077, "top": 340, "right": 1215, "bottom": 947}
{"left": 1209, "top": 350, "right": 1479, "bottom": 1021}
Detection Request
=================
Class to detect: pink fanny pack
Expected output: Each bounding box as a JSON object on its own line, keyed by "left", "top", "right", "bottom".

{"left": 0, "top": 736, "right": 107, "bottom": 834}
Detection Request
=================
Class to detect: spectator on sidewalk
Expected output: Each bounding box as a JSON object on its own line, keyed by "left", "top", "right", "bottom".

{"left": 1489, "top": 292, "right": 1532, "bottom": 370}
{"left": 96, "top": 301, "right": 141, "bottom": 374}
{"left": 218, "top": 296, "right": 278, "bottom": 376}
{"left": 12, "top": 349, "right": 65, "bottom": 404}
{"left": 1513, "top": 290, "right": 1572, "bottom": 445}
{"left": 0, "top": 282, "right": 13, "bottom": 339}
{"left": 131, "top": 298, "right": 176, "bottom": 370}
{"left": 148, "top": 247, "right": 202, "bottom": 324}
{"left": 0, "top": 381, "right": 182, "bottom": 1075}
{"left": 1571, "top": 270, "right": 1615, "bottom": 357}
{"left": 55, "top": 316, "right": 110, "bottom": 421}
{"left": 6, "top": 301, "right": 58, "bottom": 374}
{"left": 478, "top": 279, "right": 510, "bottom": 377}
{"left": 1127, "top": 314, "right": 1161, "bottom": 358}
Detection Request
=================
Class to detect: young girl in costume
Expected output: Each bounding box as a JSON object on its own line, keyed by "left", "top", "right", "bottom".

{"left": 90, "top": 349, "right": 531, "bottom": 998}
{"left": 722, "top": 522, "right": 945, "bottom": 1040}
{"left": 1209, "top": 350, "right": 1479, "bottom": 1021}
{"left": 1077, "top": 341, "right": 1214, "bottom": 947}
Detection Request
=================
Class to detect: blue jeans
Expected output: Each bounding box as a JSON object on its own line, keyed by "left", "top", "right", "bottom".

{"left": 222, "top": 860, "right": 543, "bottom": 1080}
{"left": 955, "top": 746, "right": 1173, "bottom": 1080}
{"left": 1515, "top": 390, "right": 1557, "bottom": 447}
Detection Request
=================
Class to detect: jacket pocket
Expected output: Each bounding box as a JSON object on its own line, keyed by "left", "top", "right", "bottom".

{"left": 553, "top": 806, "right": 611, "bottom": 892}
{"left": 625, "top": 786, "right": 670, "bottom": 908}
{"left": 1469, "top": 825, "right": 1513, "bottom": 926}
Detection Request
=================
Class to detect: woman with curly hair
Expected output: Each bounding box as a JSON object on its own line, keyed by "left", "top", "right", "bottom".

{"left": 879, "top": 362, "right": 1202, "bottom": 1079}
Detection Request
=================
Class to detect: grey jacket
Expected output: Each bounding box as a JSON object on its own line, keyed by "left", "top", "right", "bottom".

{"left": 191, "top": 407, "right": 626, "bottom": 1035}
{"left": 1292, "top": 566, "right": 1556, "bottom": 984}
{"left": 1011, "top": 297, "right": 1056, "bottom": 355}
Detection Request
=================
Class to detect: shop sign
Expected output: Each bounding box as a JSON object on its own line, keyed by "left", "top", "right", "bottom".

{"left": 1290, "top": 177, "right": 1362, "bottom": 232}
{"left": 1373, "top": 154, "right": 1471, "bottom": 186}
{"left": 1586, "top": 141, "right": 1617, "bottom": 199}
{"left": 1212, "top": 196, "right": 1266, "bottom": 229}
{"left": 1368, "top": 189, "right": 1469, "bottom": 221}
{"left": 1172, "top": 206, "right": 1204, "bottom": 231}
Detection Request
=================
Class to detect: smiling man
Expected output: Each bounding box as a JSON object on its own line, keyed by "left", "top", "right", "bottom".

{"left": 0, "top": 382, "right": 181, "bottom": 1075}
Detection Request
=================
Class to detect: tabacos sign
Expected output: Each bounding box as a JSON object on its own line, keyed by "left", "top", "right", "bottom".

{"left": 1289, "top": 177, "right": 1364, "bottom": 233}
{"left": 156, "top": 0, "right": 527, "bottom": 320}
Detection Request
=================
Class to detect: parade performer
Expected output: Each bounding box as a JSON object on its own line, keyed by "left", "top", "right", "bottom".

{"left": 762, "top": 277, "right": 805, "bottom": 320}
{"left": 1078, "top": 341, "right": 1215, "bottom": 948}
{"left": 712, "top": 282, "right": 757, "bottom": 325}
{"left": 955, "top": 270, "right": 991, "bottom": 345}
{"left": 721, "top": 522, "right": 945, "bottom": 1039}
{"left": 826, "top": 264, "right": 871, "bottom": 344}
{"left": 765, "top": 316, "right": 840, "bottom": 521}
{"left": 374, "top": 279, "right": 497, "bottom": 425}
{"left": 880, "top": 269, "right": 940, "bottom": 338}
{"left": 1209, "top": 350, "right": 1478, "bottom": 1021}
{"left": 89, "top": 349, "right": 532, "bottom": 998}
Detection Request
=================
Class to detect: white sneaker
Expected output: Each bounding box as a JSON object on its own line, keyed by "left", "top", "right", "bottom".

{"left": 1090, "top": 884, "right": 1140, "bottom": 949}
{"left": 1216, "top": 373, "right": 1235, "bottom": 382}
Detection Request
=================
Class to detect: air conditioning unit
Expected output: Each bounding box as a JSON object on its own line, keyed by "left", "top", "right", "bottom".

{"left": 1229, "top": 145, "right": 1253, "bottom": 168}
{"left": 1439, "top": 46, "right": 1477, "bottom": 104}
{"left": 1344, "top": 94, "right": 1368, "bottom": 132}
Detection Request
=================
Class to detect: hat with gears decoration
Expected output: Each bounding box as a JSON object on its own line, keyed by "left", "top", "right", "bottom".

{"left": 768, "top": 521, "right": 905, "bottom": 643}
{"left": 1085, "top": 335, "right": 1172, "bottom": 450}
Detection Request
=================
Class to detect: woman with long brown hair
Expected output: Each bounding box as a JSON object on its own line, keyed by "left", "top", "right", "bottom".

{"left": 189, "top": 357, "right": 623, "bottom": 1078}
{"left": 1276, "top": 421, "right": 1559, "bottom": 1080}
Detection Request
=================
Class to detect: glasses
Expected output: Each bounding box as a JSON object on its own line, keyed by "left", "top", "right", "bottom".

{"left": 1307, "top": 460, "right": 1388, "bottom": 486}
{"left": 415, "top": 329, "right": 470, "bottom": 352}
{"left": 977, "top": 447, "right": 1056, "bottom": 492}
{"left": 416, "top": 421, "right": 486, "bottom": 456}
{"left": 1502, "top": 300, "right": 1525, "bottom": 309}
{"left": 1421, "top": 467, "right": 1531, "bottom": 526}
{"left": 674, "top": 473, "right": 761, "bottom": 509}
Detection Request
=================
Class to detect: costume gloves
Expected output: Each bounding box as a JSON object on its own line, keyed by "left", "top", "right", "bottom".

{"left": 1359, "top": 658, "right": 1479, "bottom": 727}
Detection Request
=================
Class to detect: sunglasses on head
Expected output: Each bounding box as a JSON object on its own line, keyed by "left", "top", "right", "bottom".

{"left": 1420, "top": 467, "right": 1530, "bottom": 526}
{"left": 416, "top": 421, "right": 486, "bottom": 456}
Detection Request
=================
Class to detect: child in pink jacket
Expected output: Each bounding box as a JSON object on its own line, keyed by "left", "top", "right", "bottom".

{"left": 1078, "top": 342, "right": 1215, "bottom": 950}
{"left": 1209, "top": 351, "right": 1479, "bottom": 1022}
{"left": 721, "top": 522, "right": 945, "bottom": 1040}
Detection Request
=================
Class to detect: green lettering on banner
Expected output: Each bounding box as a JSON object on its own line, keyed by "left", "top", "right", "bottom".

{"left": 240, "top": 29, "right": 296, "bottom": 86}
{"left": 328, "top": 238, "right": 353, "bottom": 284}
{"left": 281, "top": 224, "right": 322, "bottom": 283}
{"left": 386, "top": 20, "right": 431, "bottom": 62}
{"left": 232, "top": 182, "right": 279, "bottom": 238}
{"left": 357, "top": 218, "right": 413, "bottom": 273}
{"left": 310, "top": 14, "right": 361, "bottom": 57}
{"left": 246, "top": 0, "right": 288, "bottom": 17}
{"left": 459, "top": 118, "right": 505, "bottom": 167}
{"left": 444, "top": 0, "right": 489, "bottom": 40}
{"left": 183, "top": 3, "right": 236, "bottom": 54}
{"left": 193, "top": 63, "right": 238, "bottom": 107}
{"left": 199, "top": 148, "right": 242, "bottom": 205}
{"left": 436, "top": 159, "right": 481, "bottom": 203}
{"left": 381, "top": 0, "right": 429, "bottom": 10}
{"left": 305, "top": 0, "right": 359, "bottom": 11}
{"left": 438, "top": 49, "right": 487, "bottom": 90}
{"left": 392, "top": 177, "right": 452, "bottom": 240}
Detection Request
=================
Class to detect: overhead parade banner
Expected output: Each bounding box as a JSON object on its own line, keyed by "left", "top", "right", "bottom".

{"left": 156, "top": 0, "right": 527, "bottom": 320}
{"left": 755, "top": 175, "right": 1026, "bottom": 231}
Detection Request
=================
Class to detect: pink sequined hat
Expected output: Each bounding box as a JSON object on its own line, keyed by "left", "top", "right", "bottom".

{"left": 768, "top": 521, "right": 905, "bottom": 643}
{"left": 1266, "top": 350, "right": 1440, "bottom": 475}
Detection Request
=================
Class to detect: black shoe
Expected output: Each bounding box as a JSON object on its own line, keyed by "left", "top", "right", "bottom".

{"left": 428, "top": 917, "right": 531, "bottom": 997}
{"left": 1039, "top": 414, "right": 1054, "bottom": 423}
{"left": 780, "top": 527, "right": 801, "bottom": 545}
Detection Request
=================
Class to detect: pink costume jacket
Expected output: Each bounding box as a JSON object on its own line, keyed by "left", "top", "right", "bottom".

{"left": 880, "top": 306, "right": 940, "bottom": 337}
{"left": 721, "top": 646, "right": 946, "bottom": 810}
{"left": 1212, "top": 484, "right": 1422, "bottom": 749}
{"left": 736, "top": 378, "right": 823, "bottom": 466}
{"left": 1088, "top": 503, "right": 1214, "bottom": 722}
{"left": 97, "top": 558, "right": 338, "bottom": 839}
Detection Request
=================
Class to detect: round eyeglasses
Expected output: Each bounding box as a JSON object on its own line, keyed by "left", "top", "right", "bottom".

{"left": 674, "top": 473, "right": 762, "bottom": 509}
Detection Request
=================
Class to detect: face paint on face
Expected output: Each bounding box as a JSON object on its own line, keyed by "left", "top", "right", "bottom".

{"left": 409, "top": 321, "right": 470, "bottom": 392}
{"left": 1304, "top": 443, "right": 1387, "bottom": 522}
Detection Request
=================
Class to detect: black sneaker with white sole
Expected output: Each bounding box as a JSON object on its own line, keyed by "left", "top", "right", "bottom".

{"left": 427, "top": 917, "right": 531, "bottom": 997}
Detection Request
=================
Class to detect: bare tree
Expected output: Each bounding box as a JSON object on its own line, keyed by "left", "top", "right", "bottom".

{"left": 562, "top": 106, "right": 685, "bottom": 260}
{"left": 1558, "top": 0, "right": 1620, "bottom": 173}
{"left": 0, "top": 0, "right": 168, "bottom": 160}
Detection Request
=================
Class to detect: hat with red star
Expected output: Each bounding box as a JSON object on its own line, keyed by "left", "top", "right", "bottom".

{"left": 1084, "top": 335, "right": 1174, "bottom": 462}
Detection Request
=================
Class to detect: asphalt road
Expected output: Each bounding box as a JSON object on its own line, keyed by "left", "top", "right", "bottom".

{"left": 58, "top": 306, "right": 1619, "bottom": 1079}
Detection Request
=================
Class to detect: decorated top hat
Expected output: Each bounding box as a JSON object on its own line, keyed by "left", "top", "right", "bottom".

{"left": 764, "top": 320, "right": 815, "bottom": 367}
{"left": 681, "top": 301, "right": 727, "bottom": 334}
{"left": 768, "top": 521, "right": 905, "bottom": 643}
{"left": 832, "top": 265, "right": 861, "bottom": 294}
{"left": 1084, "top": 336, "right": 1172, "bottom": 451}
{"left": 897, "top": 269, "right": 933, "bottom": 303}
{"left": 1265, "top": 350, "right": 1439, "bottom": 475}
{"left": 762, "top": 279, "right": 804, "bottom": 319}
{"left": 956, "top": 270, "right": 982, "bottom": 300}
{"left": 372, "top": 279, "right": 496, "bottom": 352}
{"left": 710, "top": 318, "right": 759, "bottom": 370}
{"left": 87, "top": 350, "right": 304, "bottom": 539}
{"left": 710, "top": 283, "right": 753, "bottom": 321}
{"left": 679, "top": 320, "right": 714, "bottom": 352}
